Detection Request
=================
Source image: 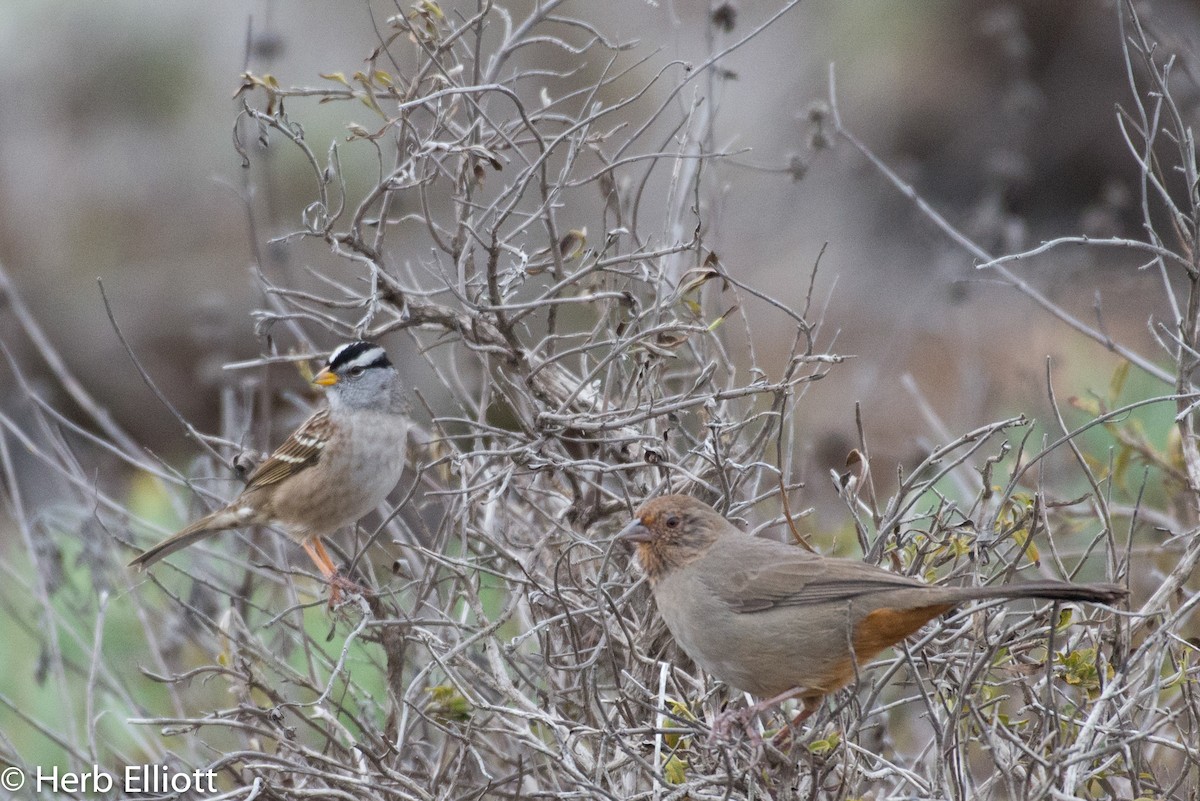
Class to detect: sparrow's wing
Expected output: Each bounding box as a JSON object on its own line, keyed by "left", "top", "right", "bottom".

{"left": 710, "top": 538, "right": 927, "bottom": 613}
{"left": 244, "top": 408, "right": 331, "bottom": 489}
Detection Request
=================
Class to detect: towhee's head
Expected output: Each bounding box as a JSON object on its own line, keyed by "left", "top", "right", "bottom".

{"left": 615, "top": 495, "right": 727, "bottom": 581}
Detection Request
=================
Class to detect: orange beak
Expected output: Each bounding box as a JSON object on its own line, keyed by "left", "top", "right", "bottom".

{"left": 312, "top": 367, "right": 338, "bottom": 386}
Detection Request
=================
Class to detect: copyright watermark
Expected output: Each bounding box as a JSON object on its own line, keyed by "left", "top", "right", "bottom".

{"left": 2, "top": 766, "right": 25, "bottom": 791}
{"left": 2, "top": 765, "right": 217, "bottom": 795}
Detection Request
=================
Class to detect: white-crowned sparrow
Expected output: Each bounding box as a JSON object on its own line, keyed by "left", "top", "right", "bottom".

{"left": 129, "top": 341, "right": 409, "bottom": 598}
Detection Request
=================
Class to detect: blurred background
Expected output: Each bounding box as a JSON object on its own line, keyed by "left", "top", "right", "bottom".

{"left": 3, "top": 0, "right": 1191, "bottom": 516}
{"left": 1, "top": 0, "right": 1196, "bottom": 777}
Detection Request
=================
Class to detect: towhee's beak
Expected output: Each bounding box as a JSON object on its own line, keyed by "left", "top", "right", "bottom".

{"left": 615, "top": 519, "right": 654, "bottom": 545}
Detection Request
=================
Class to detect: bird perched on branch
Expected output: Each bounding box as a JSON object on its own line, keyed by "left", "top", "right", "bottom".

{"left": 129, "top": 341, "right": 409, "bottom": 603}
{"left": 618, "top": 494, "right": 1127, "bottom": 739}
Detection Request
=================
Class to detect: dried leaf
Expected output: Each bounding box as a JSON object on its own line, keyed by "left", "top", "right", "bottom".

{"left": 557, "top": 228, "right": 587, "bottom": 261}
{"left": 655, "top": 330, "right": 690, "bottom": 350}
{"left": 320, "top": 72, "right": 351, "bottom": 87}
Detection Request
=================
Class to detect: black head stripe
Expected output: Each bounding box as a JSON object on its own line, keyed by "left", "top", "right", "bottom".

{"left": 327, "top": 341, "right": 391, "bottom": 372}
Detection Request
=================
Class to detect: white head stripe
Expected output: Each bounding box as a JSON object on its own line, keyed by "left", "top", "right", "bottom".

{"left": 327, "top": 342, "right": 354, "bottom": 364}
{"left": 343, "top": 346, "right": 387, "bottom": 371}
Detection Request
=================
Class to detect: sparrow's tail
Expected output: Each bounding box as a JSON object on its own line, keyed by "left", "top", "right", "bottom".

{"left": 128, "top": 506, "right": 249, "bottom": 571}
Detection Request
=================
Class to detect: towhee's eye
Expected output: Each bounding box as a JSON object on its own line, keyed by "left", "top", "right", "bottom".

{"left": 665, "top": 515, "right": 680, "bottom": 529}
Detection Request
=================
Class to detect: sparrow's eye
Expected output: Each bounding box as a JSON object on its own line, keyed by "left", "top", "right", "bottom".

{"left": 664, "top": 515, "right": 680, "bottom": 529}
{"left": 349, "top": 366, "right": 365, "bottom": 377}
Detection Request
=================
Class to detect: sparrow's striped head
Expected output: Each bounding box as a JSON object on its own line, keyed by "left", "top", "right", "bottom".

{"left": 313, "top": 341, "right": 392, "bottom": 386}
{"left": 311, "top": 343, "right": 398, "bottom": 414}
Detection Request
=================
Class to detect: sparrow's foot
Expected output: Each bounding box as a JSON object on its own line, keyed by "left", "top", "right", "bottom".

{"left": 327, "top": 572, "right": 371, "bottom": 608}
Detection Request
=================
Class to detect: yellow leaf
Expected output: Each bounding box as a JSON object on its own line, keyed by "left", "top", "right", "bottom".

{"left": 357, "top": 92, "right": 385, "bottom": 116}
{"left": 1112, "top": 446, "right": 1131, "bottom": 491}
{"left": 128, "top": 470, "right": 175, "bottom": 526}
{"left": 320, "top": 72, "right": 351, "bottom": 87}
{"left": 1109, "top": 360, "right": 1131, "bottom": 405}
{"left": 1080, "top": 451, "right": 1108, "bottom": 478}
{"left": 1069, "top": 395, "right": 1101, "bottom": 416}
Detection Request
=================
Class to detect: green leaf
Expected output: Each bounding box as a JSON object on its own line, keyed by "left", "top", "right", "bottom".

{"left": 1055, "top": 608, "right": 1074, "bottom": 631}
{"left": 425, "top": 685, "right": 471, "bottom": 721}
{"left": 663, "top": 699, "right": 695, "bottom": 749}
{"left": 1010, "top": 527, "right": 1040, "bottom": 565}
{"left": 663, "top": 755, "right": 688, "bottom": 784}
{"left": 1054, "top": 647, "right": 1112, "bottom": 698}
{"left": 415, "top": 0, "right": 445, "bottom": 18}
{"left": 808, "top": 730, "right": 840, "bottom": 755}
{"left": 707, "top": 304, "right": 738, "bottom": 331}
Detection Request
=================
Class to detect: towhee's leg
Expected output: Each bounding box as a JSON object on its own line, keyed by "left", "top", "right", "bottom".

{"left": 710, "top": 686, "right": 812, "bottom": 745}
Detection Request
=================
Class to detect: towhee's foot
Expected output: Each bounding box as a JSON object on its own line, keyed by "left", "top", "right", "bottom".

{"left": 709, "top": 707, "right": 763, "bottom": 746}
{"left": 770, "top": 704, "right": 817, "bottom": 748}
{"left": 708, "top": 688, "right": 812, "bottom": 746}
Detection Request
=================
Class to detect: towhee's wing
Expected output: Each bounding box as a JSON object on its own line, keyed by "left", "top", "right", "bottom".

{"left": 708, "top": 536, "right": 927, "bottom": 613}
